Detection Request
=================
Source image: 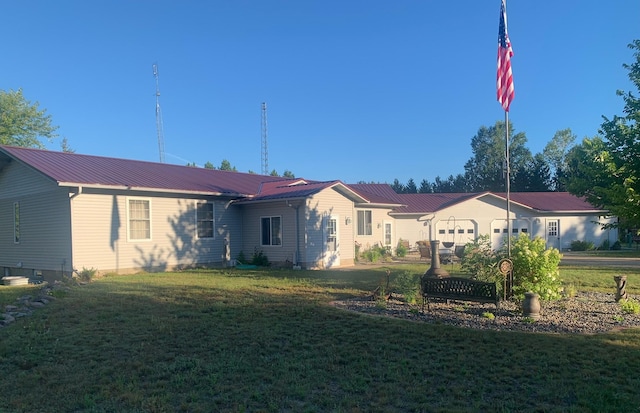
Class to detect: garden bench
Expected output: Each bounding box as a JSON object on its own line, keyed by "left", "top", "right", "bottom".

{"left": 420, "top": 276, "right": 499, "bottom": 311}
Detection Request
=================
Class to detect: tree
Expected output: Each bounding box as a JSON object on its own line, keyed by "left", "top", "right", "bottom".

{"left": 404, "top": 178, "right": 417, "bottom": 194}
{"left": 564, "top": 40, "right": 640, "bottom": 229}
{"left": 390, "top": 179, "right": 404, "bottom": 193}
{"left": 543, "top": 128, "right": 576, "bottom": 191}
{"left": 204, "top": 161, "right": 215, "bottom": 169}
{"left": 418, "top": 179, "right": 433, "bottom": 193}
{"left": 219, "top": 159, "right": 236, "bottom": 171}
{"left": 60, "top": 137, "right": 75, "bottom": 153}
{"left": 512, "top": 153, "right": 552, "bottom": 192}
{"left": 283, "top": 170, "right": 295, "bottom": 178}
{"left": 0, "top": 88, "right": 58, "bottom": 148}
{"left": 463, "top": 121, "right": 532, "bottom": 192}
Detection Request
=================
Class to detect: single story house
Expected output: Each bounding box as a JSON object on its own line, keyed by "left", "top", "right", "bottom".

{"left": 0, "top": 145, "right": 617, "bottom": 280}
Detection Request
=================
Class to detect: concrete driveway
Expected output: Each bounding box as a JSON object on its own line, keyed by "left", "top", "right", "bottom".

{"left": 560, "top": 251, "right": 640, "bottom": 269}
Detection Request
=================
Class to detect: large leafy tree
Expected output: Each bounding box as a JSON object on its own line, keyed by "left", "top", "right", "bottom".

{"left": 564, "top": 40, "right": 640, "bottom": 229}
{"left": 543, "top": 128, "right": 576, "bottom": 191}
{"left": 0, "top": 89, "right": 58, "bottom": 148}
{"left": 463, "top": 121, "right": 532, "bottom": 192}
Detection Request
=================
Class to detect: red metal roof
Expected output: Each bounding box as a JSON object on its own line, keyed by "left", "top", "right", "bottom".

{"left": 392, "top": 191, "right": 603, "bottom": 214}
{"left": 0, "top": 145, "right": 290, "bottom": 196}
{"left": 348, "top": 183, "right": 404, "bottom": 205}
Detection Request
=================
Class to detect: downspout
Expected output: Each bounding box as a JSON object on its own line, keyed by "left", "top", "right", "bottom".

{"left": 287, "top": 201, "right": 301, "bottom": 267}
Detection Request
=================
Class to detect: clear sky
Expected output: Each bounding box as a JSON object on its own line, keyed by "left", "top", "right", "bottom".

{"left": 2, "top": 1, "right": 638, "bottom": 185}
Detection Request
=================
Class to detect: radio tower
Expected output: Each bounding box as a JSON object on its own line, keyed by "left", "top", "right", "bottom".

{"left": 261, "top": 102, "right": 269, "bottom": 175}
{"left": 153, "top": 63, "right": 166, "bottom": 163}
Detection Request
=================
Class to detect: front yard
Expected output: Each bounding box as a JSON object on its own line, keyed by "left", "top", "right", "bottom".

{"left": 0, "top": 265, "right": 639, "bottom": 412}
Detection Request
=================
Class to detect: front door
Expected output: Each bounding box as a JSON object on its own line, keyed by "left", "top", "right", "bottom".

{"left": 323, "top": 215, "right": 340, "bottom": 268}
{"left": 546, "top": 219, "right": 560, "bottom": 250}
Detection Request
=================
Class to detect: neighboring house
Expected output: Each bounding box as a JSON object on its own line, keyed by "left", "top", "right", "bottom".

{"left": 0, "top": 146, "right": 618, "bottom": 280}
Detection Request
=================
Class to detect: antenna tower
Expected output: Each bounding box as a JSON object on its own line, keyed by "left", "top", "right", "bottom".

{"left": 261, "top": 102, "right": 269, "bottom": 175}
{"left": 153, "top": 63, "right": 166, "bottom": 163}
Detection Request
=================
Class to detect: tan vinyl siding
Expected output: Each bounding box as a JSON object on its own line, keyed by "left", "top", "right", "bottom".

{"left": 305, "top": 188, "right": 355, "bottom": 268}
{"left": 0, "top": 161, "right": 72, "bottom": 275}
{"left": 71, "top": 190, "right": 238, "bottom": 273}
{"left": 240, "top": 202, "right": 297, "bottom": 265}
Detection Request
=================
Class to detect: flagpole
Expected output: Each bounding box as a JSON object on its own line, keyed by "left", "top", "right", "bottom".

{"left": 505, "top": 111, "right": 511, "bottom": 258}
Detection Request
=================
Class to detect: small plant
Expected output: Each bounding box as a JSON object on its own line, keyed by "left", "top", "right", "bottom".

{"left": 619, "top": 299, "right": 640, "bottom": 314}
{"left": 75, "top": 267, "right": 97, "bottom": 282}
{"left": 395, "top": 240, "right": 408, "bottom": 257}
{"left": 250, "top": 248, "right": 270, "bottom": 266}
{"left": 236, "top": 250, "right": 247, "bottom": 264}
{"left": 570, "top": 240, "right": 595, "bottom": 251}
{"left": 393, "top": 270, "right": 420, "bottom": 304}
{"left": 522, "top": 316, "right": 537, "bottom": 323}
{"left": 613, "top": 315, "right": 625, "bottom": 323}
{"left": 482, "top": 312, "right": 495, "bottom": 320}
{"left": 564, "top": 283, "right": 578, "bottom": 298}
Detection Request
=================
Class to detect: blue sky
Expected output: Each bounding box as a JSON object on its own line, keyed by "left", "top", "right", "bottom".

{"left": 2, "top": 1, "right": 638, "bottom": 185}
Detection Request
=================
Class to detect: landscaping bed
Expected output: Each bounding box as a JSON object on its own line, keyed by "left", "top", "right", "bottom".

{"left": 332, "top": 291, "right": 640, "bottom": 334}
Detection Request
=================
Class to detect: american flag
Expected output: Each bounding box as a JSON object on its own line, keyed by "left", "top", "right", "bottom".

{"left": 497, "top": 0, "right": 514, "bottom": 112}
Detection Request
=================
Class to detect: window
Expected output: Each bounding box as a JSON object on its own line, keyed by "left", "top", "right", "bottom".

{"left": 13, "top": 202, "right": 19, "bottom": 244}
{"left": 438, "top": 229, "right": 446, "bottom": 235}
{"left": 521, "top": 228, "right": 528, "bottom": 233}
{"left": 128, "top": 199, "right": 151, "bottom": 240}
{"left": 494, "top": 228, "right": 501, "bottom": 233}
{"left": 512, "top": 228, "right": 519, "bottom": 233}
{"left": 196, "top": 202, "right": 214, "bottom": 238}
{"left": 261, "top": 216, "right": 282, "bottom": 246}
{"left": 467, "top": 229, "right": 474, "bottom": 234}
{"left": 357, "top": 210, "right": 372, "bottom": 236}
{"left": 457, "top": 228, "right": 465, "bottom": 234}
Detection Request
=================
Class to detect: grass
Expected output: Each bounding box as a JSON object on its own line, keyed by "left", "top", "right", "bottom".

{"left": 0, "top": 264, "right": 639, "bottom": 412}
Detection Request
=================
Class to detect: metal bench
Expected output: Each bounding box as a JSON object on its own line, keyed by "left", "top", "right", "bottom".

{"left": 420, "top": 276, "right": 499, "bottom": 311}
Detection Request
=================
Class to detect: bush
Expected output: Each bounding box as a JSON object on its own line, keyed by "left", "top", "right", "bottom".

{"left": 461, "top": 235, "right": 500, "bottom": 284}
{"left": 620, "top": 299, "right": 640, "bottom": 314}
{"left": 250, "top": 248, "right": 270, "bottom": 266}
{"left": 570, "top": 240, "right": 595, "bottom": 251}
{"left": 393, "top": 270, "right": 420, "bottom": 304}
{"left": 361, "top": 245, "right": 390, "bottom": 263}
{"left": 76, "top": 267, "right": 97, "bottom": 282}
{"left": 503, "top": 235, "right": 563, "bottom": 301}
{"left": 395, "top": 240, "right": 408, "bottom": 257}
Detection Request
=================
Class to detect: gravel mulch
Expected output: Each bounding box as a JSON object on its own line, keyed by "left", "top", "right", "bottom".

{"left": 330, "top": 292, "right": 640, "bottom": 334}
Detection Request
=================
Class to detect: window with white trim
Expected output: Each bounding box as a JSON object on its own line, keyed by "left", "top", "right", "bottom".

{"left": 128, "top": 199, "right": 151, "bottom": 240}
{"left": 196, "top": 202, "right": 214, "bottom": 238}
{"left": 357, "top": 210, "right": 372, "bottom": 236}
{"left": 13, "top": 202, "right": 20, "bottom": 244}
{"left": 261, "top": 216, "right": 282, "bottom": 246}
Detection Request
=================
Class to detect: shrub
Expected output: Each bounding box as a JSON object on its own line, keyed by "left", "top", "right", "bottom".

{"left": 76, "top": 267, "right": 97, "bottom": 282}
{"left": 461, "top": 235, "right": 500, "bottom": 284}
{"left": 599, "top": 239, "right": 611, "bottom": 251}
{"left": 236, "top": 250, "right": 247, "bottom": 264}
{"left": 395, "top": 240, "right": 408, "bottom": 257}
{"left": 393, "top": 270, "right": 420, "bottom": 304}
{"left": 570, "top": 240, "right": 595, "bottom": 251}
{"left": 361, "top": 245, "right": 389, "bottom": 263}
{"left": 611, "top": 240, "right": 622, "bottom": 250}
{"left": 620, "top": 299, "right": 640, "bottom": 314}
{"left": 250, "top": 248, "right": 270, "bottom": 266}
{"left": 503, "top": 234, "right": 563, "bottom": 301}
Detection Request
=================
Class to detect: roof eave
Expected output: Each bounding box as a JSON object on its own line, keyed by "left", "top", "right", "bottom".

{"left": 58, "top": 182, "right": 250, "bottom": 198}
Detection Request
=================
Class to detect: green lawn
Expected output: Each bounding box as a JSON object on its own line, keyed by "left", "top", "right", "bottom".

{"left": 0, "top": 264, "right": 639, "bottom": 412}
